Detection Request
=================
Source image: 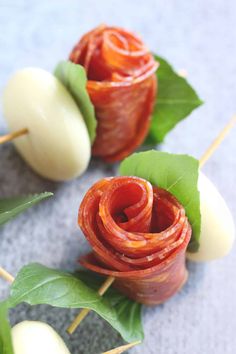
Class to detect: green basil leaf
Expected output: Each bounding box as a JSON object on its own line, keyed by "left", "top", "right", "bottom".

{"left": 8, "top": 263, "right": 143, "bottom": 342}
{"left": 146, "top": 55, "right": 203, "bottom": 144}
{"left": 0, "top": 301, "right": 14, "bottom": 354}
{"left": 119, "top": 150, "right": 200, "bottom": 252}
{"left": 54, "top": 61, "right": 97, "bottom": 143}
{"left": 0, "top": 192, "right": 53, "bottom": 226}
{"left": 76, "top": 271, "right": 144, "bottom": 342}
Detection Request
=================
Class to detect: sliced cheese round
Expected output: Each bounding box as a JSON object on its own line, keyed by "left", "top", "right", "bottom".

{"left": 12, "top": 321, "right": 71, "bottom": 354}
{"left": 3, "top": 67, "right": 91, "bottom": 181}
{"left": 187, "top": 172, "right": 235, "bottom": 262}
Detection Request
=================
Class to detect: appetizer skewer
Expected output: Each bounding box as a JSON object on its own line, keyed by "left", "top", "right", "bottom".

{"left": 79, "top": 177, "right": 191, "bottom": 304}
{"left": 0, "top": 25, "right": 202, "bottom": 182}
{"left": 0, "top": 118, "right": 234, "bottom": 352}
{"left": 70, "top": 25, "right": 158, "bottom": 162}
{"left": 67, "top": 116, "right": 236, "bottom": 333}
{"left": 0, "top": 269, "right": 140, "bottom": 354}
{"left": 1, "top": 23, "right": 229, "bottom": 354}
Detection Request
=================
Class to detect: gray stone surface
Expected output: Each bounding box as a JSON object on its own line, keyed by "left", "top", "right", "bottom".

{"left": 0, "top": 0, "right": 236, "bottom": 353}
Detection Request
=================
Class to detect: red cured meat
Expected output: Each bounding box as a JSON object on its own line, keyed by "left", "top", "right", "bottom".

{"left": 79, "top": 176, "right": 192, "bottom": 305}
{"left": 70, "top": 25, "right": 158, "bottom": 162}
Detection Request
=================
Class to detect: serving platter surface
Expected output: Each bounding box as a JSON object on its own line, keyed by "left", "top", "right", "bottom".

{"left": 0, "top": 1, "right": 236, "bottom": 353}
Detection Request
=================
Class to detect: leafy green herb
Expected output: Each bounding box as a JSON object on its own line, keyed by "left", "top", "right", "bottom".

{"left": 76, "top": 271, "right": 143, "bottom": 342}
{"left": 0, "top": 192, "right": 53, "bottom": 226}
{"left": 8, "top": 263, "right": 143, "bottom": 343}
{"left": 146, "top": 55, "right": 203, "bottom": 144}
{"left": 119, "top": 150, "right": 200, "bottom": 252}
{"left": 54, "top": 61, "right": 97, "bottom": 143}
{"left": 0, "top": 302, "right": 14, "bottom": 354}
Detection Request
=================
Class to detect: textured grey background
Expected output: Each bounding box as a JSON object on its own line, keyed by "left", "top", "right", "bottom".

{"left": 0, "top": 0, "right": 236, "bottom": 353}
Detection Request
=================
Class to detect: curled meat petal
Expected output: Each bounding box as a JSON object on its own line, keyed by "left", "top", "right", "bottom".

{"left": 79, "top": 176, "right": 191, "bottom": 305}
{"left": 70, "top": 25, "right": 158, "bottom": 162}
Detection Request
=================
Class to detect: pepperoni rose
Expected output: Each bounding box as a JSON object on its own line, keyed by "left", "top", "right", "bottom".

{"left": 79, "top": 176, "right": 191, "bottom": 305}
{"left": 70, "top": 25, "right": 158, "bottom": 162}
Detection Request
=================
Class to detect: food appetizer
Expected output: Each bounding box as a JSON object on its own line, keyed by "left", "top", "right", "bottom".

{"left": 0, "top": 123, "right": 235, "bottom": 353}
{"left": 0, "top": 24, "right": 234, "bottom": 354}
{"left": 78, "top": 175, "right": 191, "bottom": 305}
{"left": 11, "top": 321, "right": 71, "bottom": 354}
{"left": 67, "top": 120, "right": 235, "bottom": 332}
{"left": 0, "top": 266, "right": 141, "bottom": 354}
{"left": 1, "top": 24, "right": 202, "bottom": 181}
{"left": 69, "top": 25, "right": 158, "bottom": 161}
{"left": 2, "top": 68, "right": 91, "bottom": 181}
{"left": 77, "top": 150, "right": 234, "bottom": 291}
{"left": 76, "top": 169, "right": 234, "bottom": 303}
{"left": 10, "top": 320, "right": 138, "bottom": 354}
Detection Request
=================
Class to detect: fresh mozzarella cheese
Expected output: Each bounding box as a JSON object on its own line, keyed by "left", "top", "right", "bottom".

{"left": 187, "top": 172, "right": 235, "bottom": 262}
{"left": 12, "top": 321, "right": 71, "bottom": 354}
{"left": 3, "top": 68, "right": 91, "bottom": 181}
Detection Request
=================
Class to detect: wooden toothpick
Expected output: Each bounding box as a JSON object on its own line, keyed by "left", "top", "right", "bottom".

{"left": 0, "top": 267, "right": 14, "bottom": 283}
{"left": 67, "top": 114, "right": 236, "bottom": 335}
{"left": 0, "top": 265, "right": 140, "bottom": 353}
{"left": 0, "top": 128, "right": 28, "bottom": 145}
{"left": 102, "top": 341, "right": 141, "bottom": 354}
{"left": 67, "top": 275, "right": 115, "bottom": 334}
{"left": 199, "top": 115, "right": 236, "bottom": 168}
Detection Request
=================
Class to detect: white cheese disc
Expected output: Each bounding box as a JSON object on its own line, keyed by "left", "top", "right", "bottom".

{"left": 12, "top": 321, "right": 71, "bottom": 354}
{"left": 187, "top": 172, "right": 235, "bottom": 262}
{"left": 3, "top": 67, "right": 91, "bottom": 181}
